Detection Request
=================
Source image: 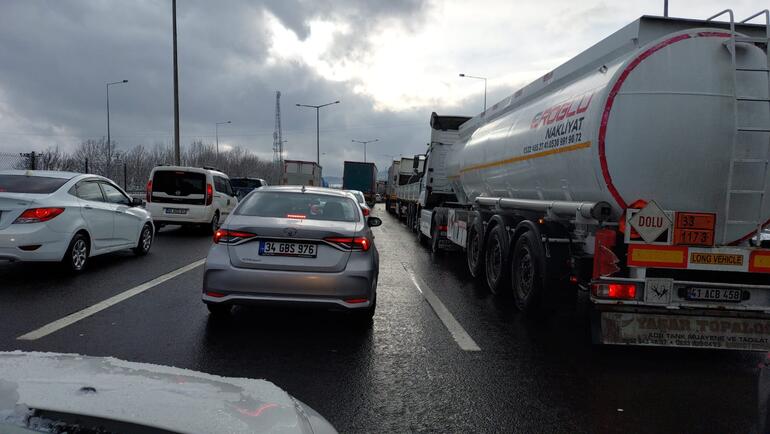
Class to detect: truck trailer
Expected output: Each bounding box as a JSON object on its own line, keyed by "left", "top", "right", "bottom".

{"left": 282, "top": 160, "right": 322, "bottom": 187}
{"left": 412, "top": 11, "right": 770, "bottom": 351}
{"left": 395, "top": 155, "right": 425, "bottom": 222}
{"left": 342, "top": 161, "right": 378, "bottom": 206}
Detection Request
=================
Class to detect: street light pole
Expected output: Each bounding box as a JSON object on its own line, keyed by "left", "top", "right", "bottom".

{"left": 172, "top": 0, "right": 181, "bottom": 165}
{"left": 296, "top": 100, "right": 340, "bottom": 165}
{"left": 215, "top": 120, "right": 231, "bottom": 165}
{"left": 106, "top": 80, "right": 128, "bottom": 154}
{"left": 352, "top": 139, "right": 379, "bottom": 162}
{"left": 459, "top": 73, "right": 488, "bottom": 112}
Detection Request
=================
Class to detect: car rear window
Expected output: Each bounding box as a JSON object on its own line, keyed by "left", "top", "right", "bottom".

{"left": 152, "top": 170, "right": 205, "bottom": 195}
{"left": 236, "top": 191, "right": 360, "bottom": 222}
{"left": 0, "top": 175, "right": 69, "bottom": 193}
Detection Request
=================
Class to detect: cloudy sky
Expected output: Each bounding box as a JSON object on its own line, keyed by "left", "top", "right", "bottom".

{"left": 0, "top": 0, "right": 766, "bottom": 176}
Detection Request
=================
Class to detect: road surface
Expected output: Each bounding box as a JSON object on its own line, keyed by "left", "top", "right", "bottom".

{"left": 0, "top": 205, "right": 764, "bottom": 433}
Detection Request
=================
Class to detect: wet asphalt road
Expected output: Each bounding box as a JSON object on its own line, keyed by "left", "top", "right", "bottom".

{"left": 0, "top": 204, "right": 767, "bottom": 433}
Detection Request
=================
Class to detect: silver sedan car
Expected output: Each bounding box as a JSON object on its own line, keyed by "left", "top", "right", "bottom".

{"left": 202, "top": 186, "right": 380, "bottom": 322}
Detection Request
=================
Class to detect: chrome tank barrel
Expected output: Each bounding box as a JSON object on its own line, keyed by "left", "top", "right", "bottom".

{"left": 447, "top": 28, "right": 770, "bottom": 245}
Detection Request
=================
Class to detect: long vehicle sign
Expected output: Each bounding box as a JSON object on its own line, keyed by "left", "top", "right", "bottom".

{"left": 627, "top": 245, "right": 770, "bottom": 273}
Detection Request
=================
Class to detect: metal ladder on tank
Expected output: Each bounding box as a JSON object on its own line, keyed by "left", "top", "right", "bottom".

{"left": 707, "top": 9, "right": 770, "bottom": 244}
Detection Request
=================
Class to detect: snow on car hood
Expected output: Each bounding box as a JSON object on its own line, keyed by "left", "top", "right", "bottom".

{"left": 0, "top": 351, "right": 336, "bottom": 434}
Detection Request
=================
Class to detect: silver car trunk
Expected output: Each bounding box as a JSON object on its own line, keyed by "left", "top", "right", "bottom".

{"left": 0, "top": 193, "right": 39, "bottom": 230}
{"left": 225, "top": 215, "right": 360, "bottom": 272}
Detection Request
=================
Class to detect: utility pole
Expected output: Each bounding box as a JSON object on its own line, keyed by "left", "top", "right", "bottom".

{"left": 172, "top": 0, "right": 181, "bottom": 165}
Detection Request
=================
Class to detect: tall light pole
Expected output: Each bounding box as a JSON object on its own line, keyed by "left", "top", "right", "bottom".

{"left": 215, "top": 120, "right": 231, "bottom": 164}
{"left": 352, "top": 139, "right": 379, "bottom": 162}
{"left": 459, "top": 73, "right": 487, "bottom": 112}
{"left": 106, "top": 80, "right": 128, "bottom": 152}
{"left": 296, "top": 100, "right": 340, "bottom": 165}
{"left": 172, "top": 0, "right": 181, "bottom": 165}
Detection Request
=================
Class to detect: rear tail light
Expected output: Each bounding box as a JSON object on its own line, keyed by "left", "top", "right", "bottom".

{"left": 592, "top": 283, "right": 637, "bottom": 300}
{"left": 324, "top": 236, "right": 371, "bottom": 251}
{"left": 214, "top": 229, "right": 256, "bottom": 244}
{"left": 146, "top": 179, "right": 153, "bottom": 202}
{"left": 345, "top": 298, "right": 369, "bottom": 304}
{"left": 13, "top": 208, "right": 65, "bottom": 224}
{"left": 438, "top": 225, "right": 448, "bottom": 232}
{"left": 204, "top": 291, "right": 226, "bottom": 298}
{"left": 593, "top": 228, "right": 620, "bottom": 278}
{"left": 286, "top": 214, "right": 306, "bottom": 219}
{"left": 205, "top": 183, "right": 213, "bottom": 206}
{"left": 361, "top": 207, "right": 370, "bottom": 216}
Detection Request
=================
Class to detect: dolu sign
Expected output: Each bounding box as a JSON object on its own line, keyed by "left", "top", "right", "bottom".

{"left": 629, "top": 201, "right": 672, "bottom": 243}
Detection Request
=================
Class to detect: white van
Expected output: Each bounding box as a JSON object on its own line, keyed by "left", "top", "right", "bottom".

{"left": 145, "top": 166, "right": 237, "bottom": 233}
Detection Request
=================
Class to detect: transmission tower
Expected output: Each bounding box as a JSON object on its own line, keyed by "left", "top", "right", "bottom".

{"left": 272, "top": 91, "right": 283, "bottom": 170}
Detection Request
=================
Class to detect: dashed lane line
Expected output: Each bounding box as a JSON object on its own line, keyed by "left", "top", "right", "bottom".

{"left": 17, "top": 259, "right": 206, "bottom": 341}
{"left": 402, "top": 262, "right": 481, "bottom": 352}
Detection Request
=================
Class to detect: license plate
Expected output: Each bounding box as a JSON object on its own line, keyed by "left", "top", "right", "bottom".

{"left": 259, "top": 241, "right": 317, "bottom": 258}
{"left": 686, "top": 287, "right": 743, "bottom": 302}
{"left": 164, "top": 208, "right": 188, "bottom": 215}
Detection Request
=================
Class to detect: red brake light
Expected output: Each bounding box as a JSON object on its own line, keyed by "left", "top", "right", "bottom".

{"left": 13, "top": 208, "right": 65, "bottom": 224}
{"left": 438, "top": 225, "right": 448, "bottom": 232}
{"left": 324, "top": 236, "right": 371, "bottom": 251}
{"left": 361, "top": 207, "right": 370, "bottom": 216}
{"left": 286, "top": 214, "right": 306, "bottom": 219}
{"left": 205, "top": 183, "right": 213, "bottom": 205}
{"left": 146, "top": 179, "right": 153, "bottom": 202}
{"left": 345, "top": 298, "right": 369, "bottom": 304}
{"left": 593, "top": 228, "right": 620, "bottom": 278}
{"left": 592, "top": 283, "right": 637, "bottom": 300}
{"left": 213, "top": 229, "right": 256, "bottom": 244}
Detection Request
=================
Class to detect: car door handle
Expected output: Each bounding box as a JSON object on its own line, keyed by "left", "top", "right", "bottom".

{"left": 84, "top": 205, "right": 93, "bottom": 209}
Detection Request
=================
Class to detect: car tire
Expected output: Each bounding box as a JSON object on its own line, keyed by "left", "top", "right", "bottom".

{"left": 204, "top": 212, "right": 220, "bottom": 235}
{"left": 63, "top": 233, "right": 89, "bottom": 273}
{"left": 416, "top": 223, "right": 428, "bottom": 246}
{"left": 484, "top": 224, "right": 510, "bottom": 295}
{"left": 206, "top": 302, "right": 231, "bottom": 318}
{"left": 132, "top": 224, "right": 153, "bottom": 256}
{"left": 511, "top": 231, "right": 545, "bottom": 312}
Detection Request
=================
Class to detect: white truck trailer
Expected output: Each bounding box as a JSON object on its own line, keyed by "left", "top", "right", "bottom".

{"left": 282, "top": 160, "right": 322, "bottom": 187}
{"left": 395, "top": 155, "right": 425, "bottom": 222}
{"left": 415, "top": 11, "right": 770, "bottom": 351}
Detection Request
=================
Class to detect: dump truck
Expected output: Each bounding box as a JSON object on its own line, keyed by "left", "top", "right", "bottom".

{"left": 412, "top": 11, "right": 770, "bottom": 351}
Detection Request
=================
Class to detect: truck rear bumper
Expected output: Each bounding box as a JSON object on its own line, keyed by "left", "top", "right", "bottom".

{"left": 593, "top": 305, "right": 770, "bottom": 351}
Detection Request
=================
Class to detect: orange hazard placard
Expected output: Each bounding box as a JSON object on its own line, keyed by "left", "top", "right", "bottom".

{"left": 674, "top": 212, "right": 715, "bottom": 247}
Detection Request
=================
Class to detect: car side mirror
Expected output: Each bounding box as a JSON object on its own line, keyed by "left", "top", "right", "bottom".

{"left": 131, "top": 197, "right": 143, "bottom": 207}
{"left": 367, "top": 216, "right": 382, "bottom": 227}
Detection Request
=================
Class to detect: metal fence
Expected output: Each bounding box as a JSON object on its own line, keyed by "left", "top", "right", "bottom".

{"left": 1, "top": 151, "right": 147, "bottom": 193}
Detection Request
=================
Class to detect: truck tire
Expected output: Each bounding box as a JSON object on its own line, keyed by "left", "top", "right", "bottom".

{"left": 484, "top": 224, "right": 510, "bottom": 294}
{"left": 511, "top": 231, "right": 545, "bottom": 312}
{"left": 466, "top": 223, "right": 484, "bottom": 278}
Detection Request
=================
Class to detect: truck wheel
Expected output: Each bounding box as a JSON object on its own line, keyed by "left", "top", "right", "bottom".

{"left": 511, "top": 231, "right": 545, "bottom": 312}
{"left": 484, "top": 224, "right": 510, "bottom": 294}
{"left": 430, "top": 224, "right": 441, "bottom": 253}
{"left": 466, "top": 223, "right": 484, "bottom": 278}
{"left": 416, "top": 221, "right": 428, "bottom": 245}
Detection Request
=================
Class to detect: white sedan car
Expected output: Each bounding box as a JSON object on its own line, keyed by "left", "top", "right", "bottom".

{"left": 0, "top": 170, "right": 154, "bottom": 272}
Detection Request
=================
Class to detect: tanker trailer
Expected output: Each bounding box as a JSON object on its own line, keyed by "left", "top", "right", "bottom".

{"left": 424, "top": 11, "right": 770, "bottom": 350}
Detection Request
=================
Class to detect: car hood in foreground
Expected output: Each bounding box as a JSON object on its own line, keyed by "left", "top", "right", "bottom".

{"left": 0, "top": 351, "right": 336, "bottom": 434}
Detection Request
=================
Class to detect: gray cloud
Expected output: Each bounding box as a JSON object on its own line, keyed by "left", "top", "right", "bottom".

{"left": 0, "top": 0, "right": 436, "bottom": 176}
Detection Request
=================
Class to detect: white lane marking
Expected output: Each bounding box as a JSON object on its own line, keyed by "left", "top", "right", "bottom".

{"left": 402, "top": 263, "right": 481, "bottom": 352}
{"left": 17, "top": 259, "right": 206, "bottom": 341}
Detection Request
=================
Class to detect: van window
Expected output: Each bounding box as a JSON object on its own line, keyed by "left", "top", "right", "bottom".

{"left": 214, "top": 176, "right": 233, "bottom": 196}
{"left": 152, "top": 171, "right": 205, "bottom": 196}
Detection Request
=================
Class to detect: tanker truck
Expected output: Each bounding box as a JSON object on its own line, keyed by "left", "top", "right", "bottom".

{"left": 416, "top": 11, "right": 770, "bottom": 351}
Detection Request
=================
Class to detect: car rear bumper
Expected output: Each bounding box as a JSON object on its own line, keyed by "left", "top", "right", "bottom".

{"left": 202, "top": 250, "right": 377, "bottom": 309}
{"left": 146, "top": 202, "right": 214, "bottom": 224}
{"left": 0, "top": 223, "right": 69, "bottom": 262}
